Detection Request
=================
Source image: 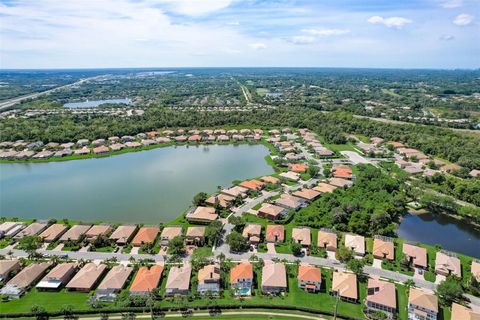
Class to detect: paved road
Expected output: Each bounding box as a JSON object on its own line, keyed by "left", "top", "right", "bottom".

{"left": 0, "top": 76, "right": 103, "bottom": 111}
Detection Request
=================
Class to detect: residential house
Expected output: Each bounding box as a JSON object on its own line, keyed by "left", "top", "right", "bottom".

{"left": 472, "top": 260, "right": 480, "bottom": 282}
{"left": 366, "top": 278, "right": 397, "bottom": 318}
{"left": 242, "top": 224, "right": 262, "bottom": 246}
{"left": 185, "top": 206, "right": 218, "bottom": 223}
{"left": 313, "top": 182, "right": 337, "bottom": 193}
{"left": 317, "top": 229, "right": 337, "bottom": 252}
{"left": 331, "top": 271, "right": 358, "bottom": 302}
{"left": 435, "top": 251, "right": 461, "bottom": 277}
{"left": 205, "top": 193, "right": 235, "bottom": 208}
{"left": 288, "top": 163, "right": 309, "bottom": 173}
{"left": 165, "top": 265, "right": 192, "bottom": 296}
{"left": 0, "top": 262, "right": 51, "bottom": 298}
{"left": 292, "top": 188, "right": 321, "bottom": 202}
{"left": 131, "top": 226, "right": 159, "bottom": 247}
{"left": 59, "top": 224, "right": 92, "bottom": 242}
{"left": 39, "top": 224, "right": 67, "bottom": 243}
{"left": 344, "top": 234, "right": 365, "bottom": 257}
{"left": 262, "top": 261, "right": 287, "bottom": 294}
{"left": 292, "top": 227, "right": 311, "bottom": 247}
{"left": 109, "top": 225, "right": 138, "bottom": 245}
{"left": 230, "top": 262, "right": 254, "bottom": 296}
{"left": 185, "top": 226, "right": 206, "bottom": 246}
{"left": 36, "top": 262, "right": 77, "bottom": 291}
{"left": 332, "top": 165, "right": 353, "bottom": 179}
{"left": 408, "top": 288, "right": 438, "bottom": 320}
{"left": 440, "top": 163, "right": 462, "bottom": 174}
{"left": 66, "top": 263, "right": 107, "bottom": 292}
{"left": 0, "top": 259, "right": 21, "bottom": 282}
{"left": 130, "top": 264, "right": 164, "bottom": 295}
{"left": 221, "top": 185, "right": 249, "bottom": 198}
{"left": 373, "top": 236, "right": 395, "bottom": 261}
{"left": 297, "top": 264, "right": 321, "bottom": 292}
{"left": 265, "top": 225, "right": 285, "bottom": 243}
{"left": 13, "top": 222, "right": 48, "bottom": 239}
{"left": 0, "top": 222, "right": 25, "bottom": 238}
{"left": 451, "top": 303, "right": 480, "bottom": 320}
{"left": 239, "top": 179, "right": 265, "bottom": 191}
{"left": 260, "top": 176, "right": 280, "bottom": 185}
{"left": 85, "top": 225, "right": 112, "bottom": 242}
{"left": 197, "top": 264, "right": 221, "bottom": 295}
{"left": 257, "top": 203, "right": 287, "bottom": 220}
{"left": 328, "top": 177, "right": 353, "bottom": 188}
{"left": 279, "top": 171, "right": 301, "bottom": 181}
{"left": 275, "top": 193, "right": 305, "bottom": 210}
{"left": 96, "top": 265, "right": 133, "bottom": 301}
{"left": 160, "top": 226, "right": 182, "bottom": 246}
{"left": 403, "top": 243, "right": 428, "bottom": 269}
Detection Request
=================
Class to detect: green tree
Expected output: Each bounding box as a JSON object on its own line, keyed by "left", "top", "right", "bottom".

{"left": 346, "top": 259, "right": 364, "bottom": 276}
{"left": 226, "top": 231, "right": 249, "bottom": 253}
{"left": 291, "top": 242, "right": 303, "bottom": 256}
{"left": 193, "top": 192, "right": 208, "bottom": 206}
{"left": 205, "top": 220, "right": 223, "bottom": 246}
{"left": 167, "top": 236, "right": 185, "bottom": 255}
{"left": 335, "top": 246, "right": 354, "bottom": 263}
{"left": 436, "top": 276, "right": 464, "bottom": 306}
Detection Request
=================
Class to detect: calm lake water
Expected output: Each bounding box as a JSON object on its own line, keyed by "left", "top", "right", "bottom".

{"left": 0, "top": 144, "right": 273, "bottom": 223}
{"left": 64, "top": 98, "right": 131, "bottom": 108}
{"left": 398, "top": 211, "right": 480, "bottom": 258}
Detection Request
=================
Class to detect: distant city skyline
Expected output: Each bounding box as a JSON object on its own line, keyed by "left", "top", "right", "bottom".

{"left": 1, "top": 0, "right": 479, "bottom": 69}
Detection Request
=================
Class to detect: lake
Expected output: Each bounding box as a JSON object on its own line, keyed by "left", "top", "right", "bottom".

{"left": 398, "top": 211, "right": 480, "bottom": 258}
{"left": 0, "top": 144, "right": 273, "bottom": 223}
{"left": 63, "top": 98, "right": 131, "bottom": 108}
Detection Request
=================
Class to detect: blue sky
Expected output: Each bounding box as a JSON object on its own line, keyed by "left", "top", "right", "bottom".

{"left": 0, "top": 0, "right": 478, "bottom": 69}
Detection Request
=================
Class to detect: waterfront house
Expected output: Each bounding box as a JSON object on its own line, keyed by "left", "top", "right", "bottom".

{"left": 328, "top": 177, "right": 353, "bottom": 188}
{"left": 403, "top": 243, "right": 428, "bottom": 269}
{"left": 188, "top": 135, "right": 202, "bottom": 143}
{"left": 92, "top": 139, "right": 106, "bottom": 146}
{"left": 59, "top": 224, "right": 91, "bottom": 242}
{"left": 108, "top": 136, "right": 120, "bottom": 142}
{"left": 160, "top": 226, "right": 182, "bottom": 246}
{"left": 265, "top": 225, "right": 285, "bottom": 243}
{"left": 33, "top": 150, "right": 54, "bottom": 159}
{"left": 279, "top": 171, "right": 301, "bottom": 181}
{"left": 185, "top": 226, "right": 206, "bottom": 246}
{"left": 344, "top": 234, "right": 365, "bottom": 257}
{"left": 109, "top": 225, "right": 138, "bottom": 245}
{"left": 13, "top": 222, "right": 48, "bottom": 239}
{"left": 366, "top": 278, "right": 397, "bottom": 318}
{"left": 0, "top": 259, "right": 21, "bottom": 282}
{"left": 472, "top": 260, "right": 480, "bottom": 282}
{"left": 39, "top": 223, "right": 68, "bottom": 243}
{"left": 74, "top": 147, "right": 90, "bottom": 155}
{"left": 131, "top": 226, "right": 159, "bottom": 246}
{"left": 313, "top": 182, "right": 337, "bottom": 193}
{"left": 76, "top": 139, "right": 89, "bottom": 146}
{"left": 0, "top": 262, "right": 51, "bottom": 299}
{"left": 93, "top": 146, "right": 109, "bottom": 154}
{"left": 262, "top": 261, "right": 287, "bottom": 294}
{"left": 174, "top": 135, "right": 187, "bottom": 142}
{"left": 66, "top": 263, "right": 107, "bottom": 292}
{"left": 257, "top": 203, "right": 287, "bottom": 220}
{"left": 217, "top": 134, "right": 229, "bottom": 141}
{"left": 129, "top": 264, "right": 164, "bottom": 296}
{"left": 96, "top": 265, "right": 133, "bottom": 301}
{"left": 435, "top": 251, "right": 461, "bottom": 277}
{"left": 242, "top": 224, "right": 262, "bottom": 246}
{"left": 221, "top": 185, "right": 249, "bottom": 198}
{"left": 185, "top": 206, "right": 218, "bottom": 223}
{"left": 373, "top": 236, "right": 395, "bottom": 261}
{"left": 293, "top": 188, "right": 321, "bottom": 202}
{"left": 275, "top": 193, "right": 305, "bottom": 210}
{"left": 288, "top": 163, "right": 309, "bottom": 173}
{"left": 297, "top": 264, "right": 321, "bottom": 292}
{"left": 451, "top": 302, "right": 480, "bottom": 320}
{"left": 292, "top": 227, "right": 311, "bottom": 247}
{"left": 260, "top": 176, "right": 280, "bottom": 185}
{"left": 205, "top": 193, "right": 235, "bottom": 208}
{"left": 85, "top": 225, "right": 112, "bottom": 242}
{"left": 36, "top": 262, "right": 77, "bottom": 291}
{"left": 109, "top": 143, "right": 124, "bottom": 151}
{"left": 125, "top": 141, "right": 141, "bottom": 148}
{"left": 317, "top": 229, "right": 337, "bottom": 252}
{"left": 0, "top": 222, "right": 25, "bottom": 238}
{"left": 230, "top": 261, "right": 253, "bottom": 296}
{"left": 165, "top": 265, "right": 192, "bottom": 296}
{"left": 408, "top": 288, "right": 438, "bottom": 320}
{"left": 156, "top": 137, "right": 171, "bottom": 143}
{"left": 198, "top": 264, "right": 221, "bottom": 295}
{"left": 331, "top": 271, "right": 358, "bottom": 302}
{"left": 239, "top": 179, "right": 265, "bottom": 191}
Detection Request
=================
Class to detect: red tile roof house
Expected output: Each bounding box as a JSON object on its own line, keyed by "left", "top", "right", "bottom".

{"left": 257, "top": 203, "right": 287, "bottom": 220}
{"left": 230, "top": 262, "right": 254, "bottom": 296}
{"left": 242, "top": 224, "right": 262, "bottom": 246}
{"left": 239, "top": 179, "right": 265, "bottom": 191}
{"left": 36, "top": 262, "right": 78, "bottom": 291}
{"left": 95, "top": 265, "right": 133, "bottom": 301}
{"left": 292, "top": 227, "right": 311, "bottom": 247}
{"left": 435, "top": 251, "right": 461, "bottom": 277}
{"left": 197, "top": 264, "right": 221, "bottom": 295}
{"left": 93, "top": 146, "right": 110, "bottom": 154}
{"left": 265, "top": 225, "right": 285, "bottom": 243}
{"left": 165, "top": 265, "right": 192, "bottom": 296}
{"left": 408, "top": 287, "right": 438, "bottom": 320}
{"left": 66, "top": 263, "right": 107, "bottom": 292}
{"left": 129, "top": 264, "right": 164, "bottom": 296}
{"left": 332, "top": 165, "right": 353, "bottom": 179}
{"left": 288, "top": 163, "right": 309, "bottom": 173}
{"left": 297, "top": 264, "right": 321, "bottom": 292}
{"left": 317, "top": 229, "right": 337, "bottom": 252}
{"left": 373, "top": 236, "right": 395, "bottom": 261}
{"left": 109, "top": 225, "right": 138, "bottom": 245}
{"left": 366, "top": 278, "right": 397, "bottom": 318}
{"left": 403, "top": 243, "right": 428, "bottom": 269}
{"left": 331, "top": 271, "right": 358, "bottom": 303}
{"left": 262, "top": 261, "right": 287, "bottom": 295}
{"left": 131, "top": 226, "right": 160, "bottom": 247}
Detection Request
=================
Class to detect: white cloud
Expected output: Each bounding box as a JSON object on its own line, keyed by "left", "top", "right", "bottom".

{"left": 301, "top": 28, "right": 350, "bottom": 36}
{"left": 441, "top": 0, "right": 463, "bottom": 9}
{"left": 368, "top": 16, "right": 412, "bottom": 28}
{"left": 453, "top": 13, "right": 474, "bottom": 26}
{"left": 249, "top": 42, "right": 267, "bottom": 50}
{"left": 439, "top": 34, "right": 455, "bottom": 40}
{"left": 161, "top": 0, "right": 234, "bottom": 16}
{"left": 226, "top": 21, "right": 240, "bottom": 26}
{"left": 289, "top": 35, "right": 316, "bottom": 45}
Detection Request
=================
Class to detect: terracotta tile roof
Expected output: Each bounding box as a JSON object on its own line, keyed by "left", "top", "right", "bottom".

{"left": 239, "top": 179, "right": 265, "bottom": 191}
{"left": 328, "top": 178, "right": 353, "bottom": 188}
{"left": 59, "top": 224, "right": 91, "bottom": 242}
{"left": 129, "top": 264, "right": 164, "bottom": 293}
{"left": 97, "top": 265, "right": 133, "bottom": 291}
{"left": 297, "top": 264, "right": 321, "bottom": 283}
{"left": 160, "top": 226, "right": 182, "bottom": 240}
{"left": 230, "top": 262, "right": 253, "bottom": 284}
{"left": 403, "top": 243, "right": 427, "bottom": 268}
{"left": 332, "top": 271, "right": 358, "bottom": 300}
{"left": 7, "top": 262, "right": 51, "bottom": 289}
{"left": 262, "top": 261, "right": 287, "bottom": 288}
{"left": 366, "top": 278, "right": 396, "bottom": 309}
{"left": 265, "top": 225, "right": 285, "bottom": 242}
{"left": 66, "top": 263, "right": 107, "bottom": 291}
{"left": 39, "top": 224, "right": 67, "bottom": 242}
{"left": 109, "top": 225, "right": 137, "bottom": 244}
{"left": 293, "top": 188, "right": 321, "bottom": 201}
{"left": 344, "top": 234, "right": 365, "bottom": 255}
{"left": 332, "top": 165, "right": 353, "bottom": 179}
{"left": 85, "top": 225, "right": 112, "bottom": 238}
{"left": 131, "top": 227, "right": 160, "bottom": 246}
{"left": 451, "top": 303, "right": 480, "bottom": 320}
{"left": 0, "top": 259, "right": 20, "bottom": 279}
{"left": 275, "top": 193, "right": 304, "bottom": 209}
{"left": 14, "top": 222, "right": 48, "bottom": 238}
{"left": 435, "top": 252, "right": 461, "bottom": 277}
{"left": 166, "top": 265, "right": 191, "bottom": 292}
{"left": 242, "top": 224, "right": 262, "bottom": 239}
{"left": 205, "top": 194, "right": 235, "bottom": 208}
{"left": 221, "top": 186, "right": 249, "bottom": 198}
{"left": 408, "top": 288, "right": 438, "bottom": 313}
{"left": 288, "top": 163, "right": 309, "bottom": 173}
{"left": 292, "top": 227, "right": 311, "bottom": 246}
{"left": 198, "top": 264, "right": 220, "bottom": 284}
{"left": 313, "top": 183, "right": 337, "bottom": 193}
{"left": 186, "top": 206, "right": 218, "bottom": 223}
{"left": 373, "top": 237, "right": 394, "bottom": 260}
{"left": 472, "top": 261, "right": 480, "bottom": 282}
{"left": 317, "top": 230, "right": 337, "bottom": 251}
{"left": 186, "top": 226, "right": 205, "bottom": 238}
{"left": 260, "top": 176, "right": 280, "bottom": 184}
{"left": 258, "top": 203, "right": 286, "bottom": 219}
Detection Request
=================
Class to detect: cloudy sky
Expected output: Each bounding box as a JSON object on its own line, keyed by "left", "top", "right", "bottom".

{"left": 0, "top": 0, "right": 478, "bottom": 69}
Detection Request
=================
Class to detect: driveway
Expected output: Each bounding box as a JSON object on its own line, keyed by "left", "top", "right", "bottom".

{"left": 267, "top": 243, "right": 276, "bottom": 254}
{"left": 53, "top": 243, "right": 64, "bottom": 251}
{"left": 413, "top": 267, "right": 425, "bottom": 280}
{"left": 435, "top": 274, "right": 446, "bottom": 284}
{"left": 340, "top": 151, "right": 372, "bottom": 165}
{"left": 327, "top": 251, "right": 336, "bottom": 260}
{"left": 372, "top": 258, "right": 382, "bottom": 269}
{"left": 130, "top": 247, "right": 139, "bottom": 254}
